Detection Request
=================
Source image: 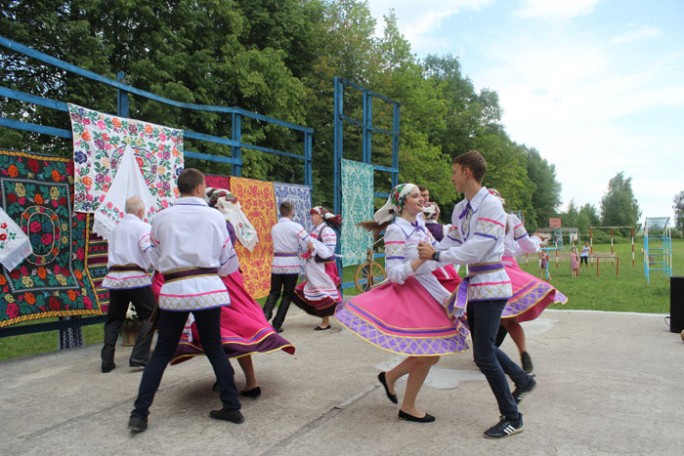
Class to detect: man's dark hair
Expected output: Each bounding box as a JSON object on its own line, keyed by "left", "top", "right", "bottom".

{"left": 177, "top": 168, "right": 205, "bottom": 195}
{"left": 279, "top": 201, "right": 294, "bottom": 217}
{"left": 452, "top": 150, "right": 487, "bottom": 183}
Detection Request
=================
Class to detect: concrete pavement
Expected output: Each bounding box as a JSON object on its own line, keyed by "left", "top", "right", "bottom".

{"left": 1, "top": 308, "right": 683, "bottom": 456}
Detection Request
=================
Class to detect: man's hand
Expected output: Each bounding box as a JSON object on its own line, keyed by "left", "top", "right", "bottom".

{"left": 417, "top": 241, "right": 436, "bottom": 260}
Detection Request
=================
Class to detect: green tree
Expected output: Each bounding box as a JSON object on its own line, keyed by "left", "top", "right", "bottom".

{"left": 600, "top": 172, "right": 641, "bottom": 229}
{"left": 562, "top": 200, "right": 579, "bottom": 228}
{"left": 578, "top": 203, "right": 600, "bottom": 235}
{"left": 673, "top": 191, "right": 684, "bottom": 233}
{"left": 524, "top": 147, "right": 561, "bottom": 230}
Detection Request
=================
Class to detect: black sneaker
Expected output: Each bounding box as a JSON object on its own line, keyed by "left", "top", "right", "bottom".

{"left": 512, "top": 376, "right": 537, "bottom": 404}
{"left": 484, "top": 414, "right": 524, "bottom": 439}
{"left": 101, "top": 362, "right": 116, "bottom": 373}
{"left": 521, "top": 351, "right": 533, "bottom": 374}
{"left": 209, "top": 408, "right": 245, "bottom": 424}
{"left": 128, "top": 415, "right": 148, "bottom": 433}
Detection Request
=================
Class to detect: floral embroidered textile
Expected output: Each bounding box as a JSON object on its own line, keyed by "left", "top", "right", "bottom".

{"left": 68, "top": 104, "right": 184, "bottom": 215}
{"left": 84, "top": 216, "right": 110, "bottom": 311}
{"left": 228, "top": 177, "right": 277, "bottom": 299}
{"left": 0, "top": 207, "right": 33, "bottom": 271}
{"left": 92, "top": 144, "right": 158, "bottom": 239}
{"left": 0, "top": 149, "right": 100, "bottom": 327}
{"left": 205, "top": 174, "right": 231, "bottom": 190}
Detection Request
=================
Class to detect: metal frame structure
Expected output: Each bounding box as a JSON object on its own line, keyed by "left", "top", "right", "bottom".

{"left": 332, "top": 77, "right": 400, "bottom": 290}
{"left": 589, "top": 225, "right": 636, "bottom": 267}
{"left": 643, "top": 217, "right": 672, "bottom": 284}
{"left": 0, "top": 35, "right": 313, "bottom": 337}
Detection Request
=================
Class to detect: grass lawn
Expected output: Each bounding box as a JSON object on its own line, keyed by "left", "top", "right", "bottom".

{"left": 2, "top": 239, "right": 682, "bottom": 361}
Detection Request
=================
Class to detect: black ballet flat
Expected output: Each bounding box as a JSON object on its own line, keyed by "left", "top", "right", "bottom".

{"left": 398, "top": 410, "right": 436, "bottom": 423}
{"left": 240, "top": 386, "right": 262, "bottom": 398}
{"left": 314, "top": 325, "right": 331, "bottom": 331}
{"left": 377, "top": 372, "right": 398, "bottom": 404}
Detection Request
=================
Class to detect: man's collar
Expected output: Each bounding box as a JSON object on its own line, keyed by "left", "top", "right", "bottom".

{"left": 465, "top": 187, "right": 490, "bottom": 212}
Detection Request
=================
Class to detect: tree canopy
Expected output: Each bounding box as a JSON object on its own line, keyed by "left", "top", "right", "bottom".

{"left": 673, "top": 191, "right": 684, "bottom": 234}
{"left": 600, "top": 172, "right": 641, "bottom": 228}
{"left": 1, "top": 0, "right": 563, "bottom": 228}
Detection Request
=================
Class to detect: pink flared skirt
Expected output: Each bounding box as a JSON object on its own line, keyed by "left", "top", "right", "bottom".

{"left": 501, "top": 256, "right": 568, "bottom": 322}
{"left": 151, "top": 272, "right": 295, "bottom": 364}
{"left": 335, "top": 276, "right": 469, "bottom": 356}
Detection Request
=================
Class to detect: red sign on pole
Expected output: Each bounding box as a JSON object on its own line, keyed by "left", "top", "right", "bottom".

{"left": 549, "top": 217, "right": 562, "bottom": 228}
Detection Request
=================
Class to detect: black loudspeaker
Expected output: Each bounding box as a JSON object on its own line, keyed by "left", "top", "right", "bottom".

{"left": 670, "top": 277, "right": 684, "bottom": 333}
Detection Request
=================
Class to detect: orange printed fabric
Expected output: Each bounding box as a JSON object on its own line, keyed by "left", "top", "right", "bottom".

{"left": 228, "top": 177, "right": 277, "bottom": 299}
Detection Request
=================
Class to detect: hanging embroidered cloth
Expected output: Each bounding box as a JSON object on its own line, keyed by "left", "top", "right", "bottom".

{"left": 92, "top": 144, "right": 157, "bottom": 240}
{"left": 228, "top": 177, "right": 277, "bottom": 299}
{"left": 0, "top": 207, "right": 33, "bottom": 271}
{"left": 0, "top": 149, "right": 100, "bottom": 328}
{"left": 274, "top": 182, "right": 312, "bottom": 232}
{"left": 340, "top": 159, "right": 374, "bottom": 267}
{"left": 205, "top": 173, "right": 231, "bottom": 191}
{"left": 68, "top": 104, "right": 184, "bottom": 215}
{"left": 85, "top": 216, "right": 110, "bottom": 312}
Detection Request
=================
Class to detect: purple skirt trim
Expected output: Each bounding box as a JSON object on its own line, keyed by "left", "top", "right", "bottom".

{"left": 335, "top": 301, "right": 468, "bottom": 356}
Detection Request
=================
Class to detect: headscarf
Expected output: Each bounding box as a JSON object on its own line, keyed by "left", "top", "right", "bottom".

{"left": 310, "top": 206, "right": 342, "bottom": 226}
{"left": 488, "top": 188, "right": 506, "bottom": 206}
{"left": 204, "top": 187, "right": 258, "bottom": 251}
{"left": 422, "top": 202, "right": 438, "bottom": 220}
{"left": 373, "top": 183, "right": 417, "bottom": 225}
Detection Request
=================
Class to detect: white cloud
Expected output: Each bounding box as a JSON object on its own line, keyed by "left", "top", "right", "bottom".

{"left": 366, "top": 0, "right": 492, "bottom": 44}
{"left": 514, "top": 0, "right": 600, "bottom": 19}
{"left": 610, "top": 25, "right": 662, "bottom": 44}
{"left": 468, "top": 28, "right": 684, "bottom": 222}
{"left": 365, "top": 0, "right": 684, "bottom": 223}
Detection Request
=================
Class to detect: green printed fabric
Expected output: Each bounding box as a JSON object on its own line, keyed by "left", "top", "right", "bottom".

{"left": 340, "top": 159, "right": 374, "bottom": 267}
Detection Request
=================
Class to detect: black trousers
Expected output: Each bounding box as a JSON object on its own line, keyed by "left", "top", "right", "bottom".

{"left": 132, "top": 307, "right": 240, "bottom": 418}
{"left": 262, "top": 273, "right": 299, "bottom": 329}
{"left": 102, "top": 286, "right": 156, "bottom": 365}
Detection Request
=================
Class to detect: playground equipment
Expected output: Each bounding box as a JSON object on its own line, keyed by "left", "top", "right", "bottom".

{"left": 643, "top": 217, "right": 672, "bottom": 284}
{"left": 537, "top": 227, "right": 578, "bottom": 250}
{"left": 354, "top": 236, "right": 386, "bottom": 292}
{"left": 589, "top": 226, "right": 636, "bottom": 267}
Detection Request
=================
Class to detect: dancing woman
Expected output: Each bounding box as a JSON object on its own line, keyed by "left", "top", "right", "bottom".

{"left": 292, "top": 206, "right": 343, "bottom": 330}
{"left": 489, "top": 189, "right": 567, "bottom": 374}
{"left": 335, "top": 184, "right": 469, "bottom": 423}
{"left": 152, "top": 188, "right": 295, "bottom": 398}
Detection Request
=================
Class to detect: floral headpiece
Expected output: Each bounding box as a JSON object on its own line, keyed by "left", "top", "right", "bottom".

{"left": 373, "top": 183, "right": 417, "bottom": 224}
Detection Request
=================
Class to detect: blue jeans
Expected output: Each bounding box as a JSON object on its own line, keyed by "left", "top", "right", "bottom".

{"left": 467, "top": 299, "right": 529, "bottom": 420}
{"left": 132, "top": 306, "right": 240, "bottom": 418}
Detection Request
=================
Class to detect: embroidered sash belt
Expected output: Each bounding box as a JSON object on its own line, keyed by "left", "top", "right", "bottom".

{"left": 444, "top": 262, "right": 505, "bottom": 318}
{"left": 163, "top": 267, "right": 219, "bottom": 282}
{"left": 109, "top": 264, "right": 146, "bottom": 273}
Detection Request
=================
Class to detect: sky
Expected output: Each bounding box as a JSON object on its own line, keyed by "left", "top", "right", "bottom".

{"left": 366, "top": 0, "right": 684, "bottom": 227}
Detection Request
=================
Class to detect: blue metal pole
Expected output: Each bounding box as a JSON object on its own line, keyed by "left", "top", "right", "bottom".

{"left": 392, "top": 103, "right": 400, "bottom": 188}
{"left": 116, "top": 72, "right": 129, "bottom": 118}
{"left": 231, "top": 113, "right": 242, "bottom": 177}
{"left": 363, "top": 92, "right": 372, "bottom": 164}
{"left": 304, "top": 131, "right": 313, "bottom": 188}
{"left": 333, "top": 77, "right": 343, "bottom": 216}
